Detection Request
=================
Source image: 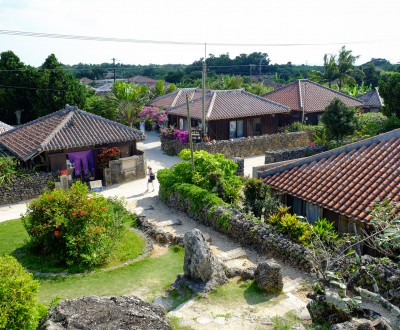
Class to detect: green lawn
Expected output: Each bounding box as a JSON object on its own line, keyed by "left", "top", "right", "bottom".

{"left": 37, "top": 248, "right": 184, "bottom": 305}
{"left": 0, "top": 218, "right": 185, "bottom": 306}
{"left": 0, "top": 218, "right": 29, "bottom": 256}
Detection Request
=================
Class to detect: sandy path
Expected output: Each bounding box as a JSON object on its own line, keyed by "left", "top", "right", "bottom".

{"left": 126, "top": 195, "right": 313, "bottom": 330}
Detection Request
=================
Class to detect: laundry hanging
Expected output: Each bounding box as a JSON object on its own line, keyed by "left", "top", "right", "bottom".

{"left": 67, "top": 150, "right": 95, "bottom": 176}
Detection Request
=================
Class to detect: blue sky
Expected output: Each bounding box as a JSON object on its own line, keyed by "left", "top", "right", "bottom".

{"left": 0, "top": 0, "right": 399, "bottom": 67}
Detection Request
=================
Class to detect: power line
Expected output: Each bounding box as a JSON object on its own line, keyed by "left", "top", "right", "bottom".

{"left": 0, "top": 29, "right": 376, "bottom": 47}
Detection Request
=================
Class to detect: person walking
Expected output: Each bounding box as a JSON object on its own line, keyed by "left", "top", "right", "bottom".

{"left": 145, "top": 166, "right": 155, "bottom": 192}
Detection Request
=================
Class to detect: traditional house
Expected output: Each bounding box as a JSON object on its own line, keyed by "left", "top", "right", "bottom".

{"left": 165, "top": 89, "right": 291, "bottom": 140}
{"left": 0, "top": 105, "right": 145, "bottom": 182}
{"left": 261, "top": 79, "right": 363, "bottom": 126}
{"left": 148, "top": 88, "right": 203, "bottom": 109}
{"left": 358, "top": 87, "right": 384, "bottom": 113}
{"left": 128, "top": 75, "right": 158, "bottom": 87}
{"left": 259, "top": 129, "right": 400, "bottom": 234}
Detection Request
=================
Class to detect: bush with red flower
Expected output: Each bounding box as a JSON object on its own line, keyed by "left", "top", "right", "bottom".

{"left": 21, "top": 181, "right": 131, "bottom": 270}
{"left": 96, "top": 146, "right": 120, "bottom": 173}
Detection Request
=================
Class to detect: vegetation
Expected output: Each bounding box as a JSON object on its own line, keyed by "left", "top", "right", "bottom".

{"left": 21, "top": 181, "right": 135, "bottom": 271}
{"left": 0, "top": 51, "right": 86, "bottom": 124}
{"left": 355, "top": 112, "right": 387, "bottom": 137}
{"left": 177, "top": 149, "right": 242, "bottom": 204}
{"left": 0, "top": 156, "right": 20, "bottom": 187}
{"left": 242, "top": 177, "right": 280, "bottom": 219}
{"left": 0, "top": 256, "right": 46, "bottom": 330}
{"left": 321, "top": 98, "right": 358, "bottom": 143}
{"left": 379, "top": 72, "right": 400, "bottom": 118}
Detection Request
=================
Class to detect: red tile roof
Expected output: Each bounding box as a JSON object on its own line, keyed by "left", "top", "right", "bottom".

{"left": 128, "top": 75, "right": 157, "bottom": 85}
{"left": 0, "top": 106, "right": 144, "bottom": 161}
{"left": 262, "top": 79, "right": 363, "bottom": 113}
{"left": 167, "top": 89, "right": 290, "bottom": 120}
{"left": 148, "top": 88, "right": 203, "bottom": 109}
{"left": 260, "top": 129, "right": 400, "bottom": 223}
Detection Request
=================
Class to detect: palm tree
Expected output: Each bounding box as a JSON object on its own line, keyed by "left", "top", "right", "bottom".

{"left": 309, "top": 54, "right": 338, "bottom": 88}
{"left": 337, "top": 46, "right": 363, "bottom": 92}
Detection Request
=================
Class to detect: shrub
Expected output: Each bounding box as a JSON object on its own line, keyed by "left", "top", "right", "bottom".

{"left": 382, "top": 114, "right": 400, "bottom": 132}
{"left": 243, "top": 178, "right": 280, "bottom": 219}
{"left": 0, "top": 157, "right": 19, "bottom": 187}
{"left": 312, "top": 218, "right": 339, "bottom": 245}
{"left": 0, "top": 256, "right": 45, "bottom": 330}
{"left": 138, "top": 106, "right": 168, "bottom": 126}
{"left": 177, "top": 149, "right": 242, "bottom": 204}
{"left": 21, "top": 181, "right": 128, "bottom": 270}
{"left": 268, "top": 206, "right": 311, "bottom": 245}
{"left": 356, "top": 112, "right": 387, "bottom": 137}
{"left": 173, "top": 129, "right": 189, "bottom": 144}
{"left": 96, "top": 146, "right": 120, "bottom": 172}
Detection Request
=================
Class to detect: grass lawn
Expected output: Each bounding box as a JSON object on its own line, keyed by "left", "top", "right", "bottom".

{"left": 0, "top": 218, "right": 185, "bottom": 306}
{"left": 37, "top": 247, "right": 185, "bottom": 305}
{"left": 0, "top": 218, "right": 29, "bottom": 255}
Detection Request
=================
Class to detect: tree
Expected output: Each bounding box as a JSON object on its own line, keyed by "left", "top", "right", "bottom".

{"left": 166, "top": 83, "right": 177, "bottom": 93}
{"left": 378, "top": 72, "right": 400, "bottom": 118}
{"left": 153, "top": 80, "right": 165, "bottom": 98}
{"left": 337, "top": 46, "right": 363, "bottom": 92}
{"left": 34, "top": 54, "right": 87, "bottom": 117}
{"left": 0, "top": 51, "right": 38, "bottom": 124}
{"left": 112, "top": 81, "right": 150, "bottom": 127}
{"left": 309, "top": 54, "right": 339, "bottom": 88}
{"left": 321, "top": 98, "right": 358, "bottom": 142}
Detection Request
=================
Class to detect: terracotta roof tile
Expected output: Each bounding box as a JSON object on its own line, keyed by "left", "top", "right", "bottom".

{"left": 0, "top": 106, "right": 143, "bottom": 161}
{"left": 262, "top": 79, "right": 363, "bottom": 113}
{"left": 166, "top": 89, "right": 290, "bottom": 120}
{"left": 261, "top": 129, "right": 400, "bottom": 223}
{"left": 148, "top": 88, "right": 203, "bottom": 109}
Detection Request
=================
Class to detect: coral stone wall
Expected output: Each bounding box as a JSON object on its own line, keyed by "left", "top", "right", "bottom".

{"left": 0, "top": 172, "right": 53, "bottom": 205}
{"left": 264, "top": 145, "right": 327, "bottom": 164}
{"left": 161, "top": 132, "right": 311, "bottom": 157}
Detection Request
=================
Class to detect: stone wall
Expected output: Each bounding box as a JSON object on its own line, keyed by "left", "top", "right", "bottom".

{"left": 0, "top": 172, "right": 53, "bottom": 205}
{"left": 161, "top": 132, "right": 311, "bottom": 157}
{"left": 160, "top": 191, "right": 313, "bottom": 270}
{"left": 264, "top": 145, "right": 326, "bottom": 164}
{"left": 108, "top": 153, "right": 146, "bottom": 185}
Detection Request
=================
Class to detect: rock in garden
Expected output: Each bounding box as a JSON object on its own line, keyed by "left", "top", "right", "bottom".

{"left": 174, "top": 228, "right": 227, "bottom": 293}
{"left": 254, "top": 259, "right": 283, "bottom": 293}
{"left": 39, "top": 295, "right": 171, "bottom": 330}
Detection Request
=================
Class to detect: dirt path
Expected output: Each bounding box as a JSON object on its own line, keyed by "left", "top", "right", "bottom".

{"left": 125, "top": 196, "right": 313, "bottom": 330}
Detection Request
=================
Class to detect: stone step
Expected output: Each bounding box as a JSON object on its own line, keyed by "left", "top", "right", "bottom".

{"left": 157, "top": 219, "right": 182, "bottom": 227}
{"left": 219, "top": 248, "right": 247, "bottom": 262}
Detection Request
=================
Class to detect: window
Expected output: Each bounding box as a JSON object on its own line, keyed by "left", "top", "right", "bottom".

{"left": 253, "top": 118, "right": 261, "bottom": 135}
{"left": 229, "top": 120, "right": 244, "bottom": 138}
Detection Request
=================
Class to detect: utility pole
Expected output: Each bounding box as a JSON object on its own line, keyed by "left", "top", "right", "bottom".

{"left": 186, "top": 95, "right": 195, "bottom": 171}
{"left": 112, "top": 58, "right": 116, "bottom": 83}
{"left": 201, "top": 43, "right": 207, "bottom": 138}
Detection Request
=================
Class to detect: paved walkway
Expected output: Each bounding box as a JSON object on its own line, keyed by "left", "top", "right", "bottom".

{"left": 0, "top": 131, "right": 265, "bottom": 223}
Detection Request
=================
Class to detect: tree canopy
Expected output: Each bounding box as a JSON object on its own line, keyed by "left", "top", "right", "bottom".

{"left": 0, "top": 51, "right": 87, "bottom": 124}
{"left": 321, "top": 98, "right": 358, "bottom": 142}
{"left": 379, "top": 72, "right": 400, "bottom": 118}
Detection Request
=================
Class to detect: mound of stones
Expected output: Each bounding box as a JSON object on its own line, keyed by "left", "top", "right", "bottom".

{"left": 39, "top": 295, "right": 171, "bottom": 330}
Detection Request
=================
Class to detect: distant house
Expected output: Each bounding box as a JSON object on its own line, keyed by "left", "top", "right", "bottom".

{"left": 0, "top": 105, "right": 145, "bottom": 181}
{"left": 261, "top": 79, "right": 363, "bottom": 126}
{"left": 148, "top": 88, "right": 203, "bottom": 109}
{"left": 80, "top": 77, "right": 93, "bottom": 85}
{"left": 128, "top": 75, "right": 158, "bottom": 87}
{"left": 358, "top": 87, "right": 384, "bottom": 113}
{"left": 259, "top": 129, "right": 400, "bottom": 234}
{"left": 165, "top": 89, "right": 291, "bottom": 140}
{"left": 94, "top": 82, "right": 114, "bottom": 96}
{"left": 0, "top": 121, "right": 12, "bottom": 135}
{"left": 104, "top": 72, "right": 115, "bottom": 79}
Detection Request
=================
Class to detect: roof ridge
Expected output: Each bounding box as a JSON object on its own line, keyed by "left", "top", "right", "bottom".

{"left": 242, "top": 90, "right": 291, "bottom": 111}
{"left": 171, "top": 89, "right": 183, "bottom": 107}
{"left": 39, "top": 111, "right": 74, "bottom": 151}
{"left": 206, "top": 92, "right": 217, "bottom": 120}
{"left": 259, "top": 128, "right": 400, "bottom": 179}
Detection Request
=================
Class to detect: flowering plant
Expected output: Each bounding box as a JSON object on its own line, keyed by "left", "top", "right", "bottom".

{"left": 138, "top": 106, "right": 167, "bottom": 126}
{"left": 21, "top": 181, "right": 128, "bottom": 270}
{"left": 60, "top": 169, "right": 69, "bottom": 176}
{"left": 173, "top": 129, "right": 189, "bottom": 144}
{"left": 96, "top": 147, "right": 120, "bottom": 171}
